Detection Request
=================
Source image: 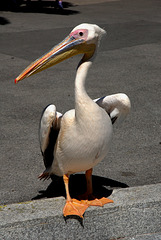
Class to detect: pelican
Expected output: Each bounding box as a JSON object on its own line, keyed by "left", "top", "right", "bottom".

{"left": 15, "top": 23, "right": 131, "bottom": 218}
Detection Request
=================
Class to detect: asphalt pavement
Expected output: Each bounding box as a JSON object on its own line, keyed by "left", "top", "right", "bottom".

{"left": 0, "top": 0, "right": 161, "bottom": 215}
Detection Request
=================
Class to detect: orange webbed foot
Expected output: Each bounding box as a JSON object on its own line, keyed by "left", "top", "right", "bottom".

{"left": 63, "top": 198, "right": 89, "bottom": 218}
{"left": 80, "top": 169, "right": 114, "bottom": 207}
{"left": 79, "top": 193, "right": 113, "bottom": 207}
{"left": 85, "top": 196, "right": 114, "bottom": 206}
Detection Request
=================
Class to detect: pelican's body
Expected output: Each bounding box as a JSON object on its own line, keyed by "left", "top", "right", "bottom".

{"left": 52, "top": 102, "right": 112, "bottom": 176}
{"left": 15, "top": 23, "right": 131, "bottom": 218}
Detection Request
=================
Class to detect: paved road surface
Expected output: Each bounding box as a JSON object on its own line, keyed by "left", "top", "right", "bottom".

{"left": 0, "top": 0, "right": 161, "bottom": 205}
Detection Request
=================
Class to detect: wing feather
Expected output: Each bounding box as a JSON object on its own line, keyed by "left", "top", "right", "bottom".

{"left": 39, "top": 104, "right": 62, "bottom": 169}
{"left": 94, "top": 93, "right": 131, "bottom": 124}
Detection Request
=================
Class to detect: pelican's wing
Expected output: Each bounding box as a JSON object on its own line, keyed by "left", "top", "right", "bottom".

{"left": 39, "top": 104, "right": 62, "bottom": 179}
{"left": 94, "top": 93, "right": 131, "bottom": 124}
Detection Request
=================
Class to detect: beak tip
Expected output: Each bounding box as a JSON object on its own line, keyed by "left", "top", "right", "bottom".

{"left": 14, "top": 78, "right": 18, "bottom": 84}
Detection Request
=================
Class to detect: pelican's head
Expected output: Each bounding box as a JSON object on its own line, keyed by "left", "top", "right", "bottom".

{"left": 15, "top": 23, "right": 106, "bottom": 83}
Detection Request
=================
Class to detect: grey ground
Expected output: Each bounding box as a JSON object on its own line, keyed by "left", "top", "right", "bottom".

{"left": 0, "top": 184, "right": 161, "bottom": 240}
{"left": 0, "top": 0, "right": 161, "bottom": 238}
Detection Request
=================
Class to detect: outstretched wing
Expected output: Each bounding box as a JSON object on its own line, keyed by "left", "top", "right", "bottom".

{"left": 94, "top": 93, "right": 131, "bottom": 124}
{"left": 39, "top": 104, "right": 62, "bottom": 175}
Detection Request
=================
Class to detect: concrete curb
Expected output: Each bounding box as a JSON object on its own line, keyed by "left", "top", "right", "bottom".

{"left": 0, "top": 183, "right": 161, "bottom": 239}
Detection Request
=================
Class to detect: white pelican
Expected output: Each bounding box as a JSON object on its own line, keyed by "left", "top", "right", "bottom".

{"left": 15, "top": 23, "right": 131, "bottom": 218}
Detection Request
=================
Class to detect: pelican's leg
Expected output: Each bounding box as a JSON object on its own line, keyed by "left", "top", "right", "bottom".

{"left": 63, "top": 174, "right": 88, "bottom": 218}
{"left": 81, "top": 168, "right": 114, "bottom": 206}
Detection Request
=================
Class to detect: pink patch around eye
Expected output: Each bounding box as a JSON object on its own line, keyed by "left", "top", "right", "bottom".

{"left": 70, "top": 29, "right": 88, "bottom": 40}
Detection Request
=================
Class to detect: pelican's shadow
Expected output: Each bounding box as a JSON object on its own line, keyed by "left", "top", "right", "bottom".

{"left": 32, "top": 174, "right": 128, "bottom": 200}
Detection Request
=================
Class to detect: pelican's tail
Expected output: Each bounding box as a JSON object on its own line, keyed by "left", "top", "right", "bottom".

{"left": 38, "top": 169, "right": 50, "bottom": 181}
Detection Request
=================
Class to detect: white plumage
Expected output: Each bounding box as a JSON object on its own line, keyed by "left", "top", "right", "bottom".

{"left": 15, "top": 23, "right": 131, "bottom": 218}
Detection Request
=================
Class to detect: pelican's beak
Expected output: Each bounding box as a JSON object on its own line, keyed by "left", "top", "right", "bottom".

{"left": 15, "top": 35, "right": 86, "bottom": 83}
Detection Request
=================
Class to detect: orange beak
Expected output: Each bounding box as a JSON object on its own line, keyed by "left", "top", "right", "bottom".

{"left": 15, "top": 35, "right": 85, "bottom": 83}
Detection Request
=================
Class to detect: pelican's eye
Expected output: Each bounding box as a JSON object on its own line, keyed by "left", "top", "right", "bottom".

{"left": 79, "top": 32, "right": 84, "bottom": 37}
{"left": 70, "top": 29, "right": 88, "bottom": 41}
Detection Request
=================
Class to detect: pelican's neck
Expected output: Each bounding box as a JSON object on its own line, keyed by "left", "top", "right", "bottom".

{"left": 75, "top": 59, "right": 92, "bottom": 113}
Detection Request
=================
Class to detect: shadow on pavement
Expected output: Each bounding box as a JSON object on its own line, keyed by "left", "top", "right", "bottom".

{"left": 0, "top": 1, "right": 80, "bottom": 15}
{"left": 0, "top": 16, "right": 10, "bottom": 25}
{"left": 32, "top": 174, "right": 128, "bottom": 200}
